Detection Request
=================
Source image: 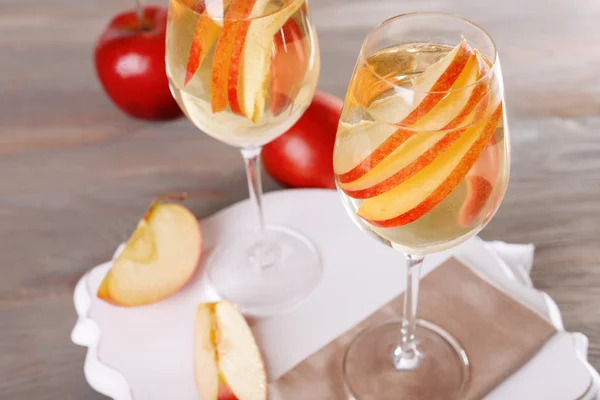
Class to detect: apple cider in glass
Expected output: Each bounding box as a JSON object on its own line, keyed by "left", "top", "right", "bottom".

{"left": 166, "top": 0, "right": 319, "bottom": 148}
{"left": 165, "top": 0, "right": 322, "bottom": 316}
{"left": 334, "top": 41, "right": 510, "bottom": 255}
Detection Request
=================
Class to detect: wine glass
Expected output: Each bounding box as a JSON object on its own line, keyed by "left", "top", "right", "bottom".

{"left": 165, "top": 0, "right": 321, "bottom": 316}
{"left": 333, "top": 12, "right": 510, "bottom": 399}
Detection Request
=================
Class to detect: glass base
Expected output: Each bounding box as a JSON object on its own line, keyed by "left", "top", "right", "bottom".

{"left": 344, "top": 320, "right": 469, "bottom": 400}
{"left": 206, "top": 226, "right": 321, "bottom": 316}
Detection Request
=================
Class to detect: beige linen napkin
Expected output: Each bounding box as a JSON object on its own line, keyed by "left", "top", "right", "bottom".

{"left": 269, "top": 258, "right": 556, "bottom": 399}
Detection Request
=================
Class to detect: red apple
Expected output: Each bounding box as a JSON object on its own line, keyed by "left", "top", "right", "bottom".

{"left": 262, "top": 91, "right": 343, "bottom": 189}
{"left": 94, "top": 6, "right": 182, "bottom": 121}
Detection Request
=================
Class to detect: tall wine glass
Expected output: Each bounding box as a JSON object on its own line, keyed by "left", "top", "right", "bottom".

{"left": 166, "top": 0, "right": 321, "bottom": 316}
{"left": 333, "top": 12, "right": 510, "bottom": 399}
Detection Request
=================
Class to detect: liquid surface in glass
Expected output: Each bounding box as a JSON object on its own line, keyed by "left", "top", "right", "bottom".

{"left": 334, "top": 41, "right": 509, "bottom": 255}
{"left": 166, "top": 0, "right": 320, "bottom": 147}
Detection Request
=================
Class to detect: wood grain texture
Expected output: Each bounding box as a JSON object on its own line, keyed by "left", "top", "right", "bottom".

{"left": 1, "top": 0, "right": 599, "bottom": 398}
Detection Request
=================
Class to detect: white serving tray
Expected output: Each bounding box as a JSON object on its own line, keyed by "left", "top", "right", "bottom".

{"left": 72, "top": 189, "right": 599, "bottom": 400}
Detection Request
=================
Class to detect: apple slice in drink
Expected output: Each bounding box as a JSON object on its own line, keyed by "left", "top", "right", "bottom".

{"left": 339, "top": 129, "right": 466, "bottom": 199}
{"left": 235, "top": 0, "right": 305, "bottom": 122}
{"left": 356, "top": 102, "right": 503, "bottom": 228}
{"left": 367, "top": 39, "right": 473, "bottom": 125}
{"left": 210, "top": 0, "right": 304, "bottom": 121}
{"left": 270, "top": 18, "right": 308, "bottom": 116}
{"left": 225, "top": 0, "right": 272, "bottom": 115}
{"left": 210, "top": 0, "right": 259, "bottom": 113}
{"left": 458, "top": 133, "right": 502, "bottom": 227}
{"left": 338, "top": 53, "right": 492, "bottom": 198}
{"left": 97, "top": 201, "right": 202, "bottom": 306}
{"left": 334, "top": 40, "right": 476, "bottom": 183}
{"left": 184, "top": 1, "right": 231, "bottom": 86}
{"left": 194, "top": 301, "right": 267, "bottom": 400}
{"left": 333, "top": 120, "right": 399, "bottom": 180}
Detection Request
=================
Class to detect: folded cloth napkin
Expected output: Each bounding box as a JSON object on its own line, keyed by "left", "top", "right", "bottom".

{"left": 269, "top": 257, "right": 557, "bottom": 400}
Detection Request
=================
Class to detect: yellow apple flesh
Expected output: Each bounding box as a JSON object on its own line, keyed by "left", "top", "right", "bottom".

{"left": 194, "top": 301, "right": 267, "bottom": 400}
{"left": 97, "top": 202, "right": 202, "bottom": 307}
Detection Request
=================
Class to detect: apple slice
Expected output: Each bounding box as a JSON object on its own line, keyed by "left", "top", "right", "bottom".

{"left": 458, "top": 133, "right": 501, "bottom": 227}
{"left": 184, "top": 2, "right": 228, "bottom": 86}
{"left": 210, "top": 0, "right": 259, "bottom": 113}
{"left": 410, "top": 51, "right": 491, "bottom": 131}
{"left": 458, "top": 176, "right": 494, "bottom": 228}
{"left": 333, "top": 120, "right": 399, "bottom": 179}
{"left": 97, "top": 201, "right": 202, "bottom": 306}
{"left": 269, "top": 18, "right": 308, "bottom": 116}
{"left": 236, "top": 0, "right": 305, "bottom": 122}
{"left": 334, "top": 41, "right": 476, "bottom": 183}
{"left": 339, "top": 129, "right": 465, "bottom": 199}
{"left": 367, "top": 39, "right": 473, "bottom": 125}
{"left": 338, "top": 53, "right": 492, "bottom": 197}
{"left": 194, "top": 301, "right": 267, "bottom": 400}
{"left": 357, "top": 103, "right": 503, "bottom": 228}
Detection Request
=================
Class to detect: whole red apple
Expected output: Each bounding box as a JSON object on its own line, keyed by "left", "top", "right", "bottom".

{"left": 262, "top": 91, "right": 343, "bottom": 189}
{"left": 94, "top": 6, "right": 182, "bottom": 121}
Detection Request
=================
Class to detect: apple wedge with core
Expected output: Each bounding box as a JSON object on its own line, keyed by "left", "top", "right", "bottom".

{"left": 338, "top": 53, "right": 492, "bottom": 197}
{"left": 97, "top": 202, "right": 202, "bottom": 306}
{"left": 357, "top": 103, "right": 503, "bottom": 228}
{"left": 194, "top": 301, "right": 267, "bottom": 400}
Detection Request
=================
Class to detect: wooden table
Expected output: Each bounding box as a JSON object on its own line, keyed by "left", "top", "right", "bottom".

{"left": 1, "top": 0, "right": 599, "bottom": 398}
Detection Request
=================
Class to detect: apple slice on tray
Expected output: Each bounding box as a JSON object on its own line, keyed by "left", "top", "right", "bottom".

{"left": 338, "top": 52, "right": 493, "bottom": 199}
{"left": 334, "top": 40, "right": 478, "bottom": 184}
{"left": 97, "top": 200, "right": 202, "bottom": 307}
{"left": 357, "top": 101, "right": 503, "bottom": 228}
{"left": 195, "top": 300, "right": 267, "bottom": 400}
{"left": 210, "top": 0, "right": 305, "bottom": 122}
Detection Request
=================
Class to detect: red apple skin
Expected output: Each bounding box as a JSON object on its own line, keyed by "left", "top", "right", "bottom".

{"left": 218, "top": 382, "right": 238, "bottom": 400}
{"left": 94, "top": 6, "right": 182, "bottom": 121}
{"left": 262, "top": 91, "right": 343, "bottom": 189}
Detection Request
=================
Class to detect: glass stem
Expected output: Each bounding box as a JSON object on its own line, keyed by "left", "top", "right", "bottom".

{"left": 241, "top": 147, "right": 280, "bottom": 270}
{"left": 241, "top": 147, "right": 265, "bottom": 233}
{"left": 392, "top": 253, "right": 424, "bottom": 371}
